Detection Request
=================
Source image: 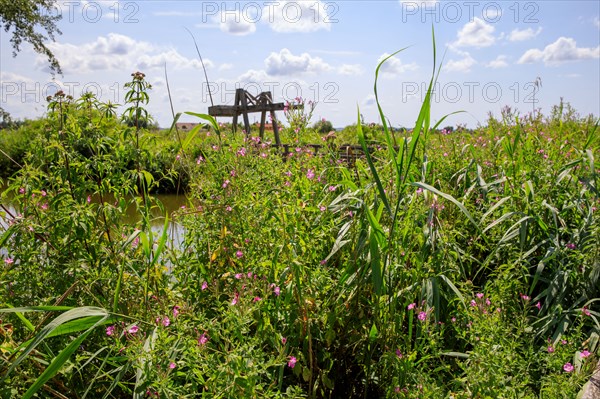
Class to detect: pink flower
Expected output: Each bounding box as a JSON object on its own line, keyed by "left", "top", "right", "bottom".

{"left": 581, "top": 350, "right": 591, "bottom": 358}
{"left": 222, "top": 180, "right": 230, "bottom": 188}
{"left": 41, "top": 203, "right": 48, "bottom": 210}
{"left": 407, "top": 303, "right": 416, "bottom": 310}
{"left": 225, "top": 206, "right": 232, "bottom": 212}
{"left": 231, "top": 292, "right": 239, "bottom": 305}
{"left": 328, "top": 185, "right": 336, "bottom": 192}
{"left": 319, "top": 205, "right": 326, "bottom": 212}
{"left": 306, "top": 169, "right": 315, "bottom": 180}
{"left": 128, "top": 325, "right": 139, "bottom": 334}
{"left": 563, "top": 362, "right": 574, "bottom": 372}
{"left": 169, "top": 362, "right": 176, "bottom": 369}
{"left": 41, "top": 190, "right": 47, "bottom": 197}
{"left": 281, "top": 337, "right": 287, "bottom": 345}
{"left": 547, "top": 346, "right": 555, "bottom": 353}
{"left": 418, "top": 311, "right": 427, "bottom": 321}
{"left": 470, "top": 300, "right": 477, "bottom": 307}
{"left": 273, "top": 286, "right": 281, "bottom": 296}
{"left": 521, "top": 293, "right": 530, "bottom": 301}
{"left": 566, "top": 243, "right": 576, "bottom": 250}
{"left": 4, "top": 258, "right": 14, "bottom": 265}
{"left": 253, "top": 296, "right": 262, "bottom": 302}
{"left": 198, "top": 332, "right": 209, "bottom": 346}
{"left": 201, "top": 281, "right": 208, "bottom": 290}
{"left": 582, "top": 306, "right": 591, "bottom": 316}
{"left": 235, "top": 250, "right": 243, "bottom": 259}
{"left": 395, "top": 349, "right": 403, "bottom": 358}
{"left": 19, "top": 187, "right": 25, "bottom": 194}
{"left": 476, "top": 293, "right": 484, "bottom": 299}
{"left": 86, "top": 195, "right": 92, "bottom": 204}
{"left": 173, "top": 306, "right": 180, "bottom": 318}
{"left": 235, "top": 273, "right": 243, "bottom": 279}
{"left": 106, "top": 325, "right": 115, "bottom": 336}
{"left": 162, "top": 317, "right": 170, "bottom": 327}
{"left": 288, "top": 356, "right": 297, "bottom": 368}
{"left": 535, "top": 301, "right": 542, "bottom": 310}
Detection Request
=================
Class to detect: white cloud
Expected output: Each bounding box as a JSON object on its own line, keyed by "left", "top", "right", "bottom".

{"left": 445, "top": 52, "right": 477, "bottom": 72}
{"left": 454, "top": 17, "right": 495, "bottom": 48}
{"left": 237, "top": 69, "right": 270, "bottom": 84}
{"left": 486, "top": 55, "right": 508, "bottom": 68}
{"left": 35, "top": 33, "right": 212, "bottom": 74}
{"left": 265, "top": 48, "right": 332, "bottom": 76}
{"left": 339, "top": 64, "right": 364, "bottom": 75}
{"left": 219, "top": 63, "right": 234, "bottom": 71}
{"left": 483, "top": 7, "right": 502, "bottom": 20}
{"left": 376, "top": 53, "right": 418, "bottom": 77}
{"left": 508, "top": 27, "right": 542, "bottom": 42}
{"left": 594, "top": 16, "right": 600, "bottom": 28}
{"left": 362, "top": 94, "right": 376, "bottom": 107}
{"left": 219, "top": 11, "right": 256, "bottom": 36}
{"left": 266, "top": 1, "right": 332, "bottom": 33}
{"left": 518, "top": 37, "right": 600, "bottom": 66}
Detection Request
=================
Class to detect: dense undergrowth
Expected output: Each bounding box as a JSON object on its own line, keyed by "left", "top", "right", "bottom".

{"left": 0, "top": 47, "right": 599, "bottom": 398}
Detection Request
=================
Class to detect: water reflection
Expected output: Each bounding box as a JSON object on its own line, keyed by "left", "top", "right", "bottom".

{"left": 0, "top": 185, "right": 188, "bottom": 256}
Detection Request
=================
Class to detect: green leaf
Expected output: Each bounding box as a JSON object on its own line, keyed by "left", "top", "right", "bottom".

{"left": 357, "top": 107, "right": 391, "bottom": 216}
{"left": 23, "top": 329, "right": 95, "bottom": 399}
{"left": 4, "top": 307, "right": 109, "bottom": 379}
{"left": 369, "top": 323, "right": 378, "bottom": 340}
{"left": 412, "top": 182, "right": 479, "bottom": 230}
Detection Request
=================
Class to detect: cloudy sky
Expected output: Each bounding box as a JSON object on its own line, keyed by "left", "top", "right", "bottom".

{"left": 1, "top": 0, "right": 599, "bottom": 128}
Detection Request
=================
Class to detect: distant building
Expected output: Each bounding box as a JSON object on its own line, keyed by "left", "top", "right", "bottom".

{"left": 175, "top": 122, "right": 199, "bottom": 132}
{"left": 253, "top": 122, "right": 274, "bottom": 131}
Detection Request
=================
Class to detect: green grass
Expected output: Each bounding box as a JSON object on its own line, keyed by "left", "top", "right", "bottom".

{"left": 0, "top": 45, "right": 598, "bottom": 398}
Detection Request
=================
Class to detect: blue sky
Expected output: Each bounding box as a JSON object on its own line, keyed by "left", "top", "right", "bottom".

{"left": 1, "top": 1, "right": 599, "bottom": 129}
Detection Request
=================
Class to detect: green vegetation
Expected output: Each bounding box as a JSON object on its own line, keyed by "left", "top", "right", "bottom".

{"left": 0, "top": 45, "right": 599, "bottom": 398}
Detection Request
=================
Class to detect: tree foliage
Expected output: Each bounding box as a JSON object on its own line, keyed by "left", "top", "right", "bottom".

{"left": 0, "top": 0, "right": 62, "bottom": 74}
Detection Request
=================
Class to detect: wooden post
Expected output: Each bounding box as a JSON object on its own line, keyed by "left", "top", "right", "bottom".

{"left": 232, "top": 89, "right": 240, "bottom": 134}
{"left": 259, "top": 111, "right": 267, "bottom": 140}
{"left": 208, "top": 88, "right": 298, "bottom": 146}
{"left": 240, "top": 90, "right": 251, "bottom": 137}
{"left": 271, "top": 110, "right": 281, "bottom": 146}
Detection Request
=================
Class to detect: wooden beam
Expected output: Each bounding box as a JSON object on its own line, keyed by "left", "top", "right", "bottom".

{"left": 209, "top": 102, "right": 291, "bottom": 117}
{"left": 240, "top": 89, "right": 251, "bottom": 135}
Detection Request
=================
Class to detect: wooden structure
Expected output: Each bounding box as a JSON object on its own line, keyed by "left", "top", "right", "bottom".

{"left": 208, "top": 89, "right": 302, "bottom": 145}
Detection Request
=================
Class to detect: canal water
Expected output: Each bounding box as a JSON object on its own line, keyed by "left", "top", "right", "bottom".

{"left": 1, "top": 182, "right": 188, "bottom": 257}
